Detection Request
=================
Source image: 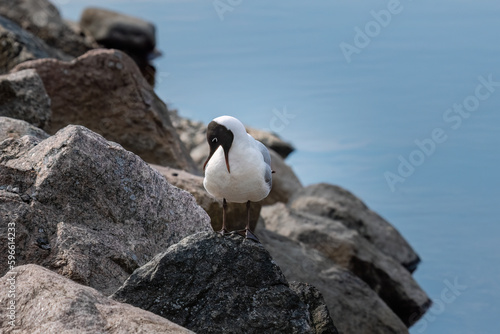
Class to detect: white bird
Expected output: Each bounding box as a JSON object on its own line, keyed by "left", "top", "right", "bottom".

{"left": 203, "top": 115, "right": 272, "bottom": 242}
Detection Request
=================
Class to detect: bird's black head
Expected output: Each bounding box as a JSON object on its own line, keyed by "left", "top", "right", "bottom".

{"left": 203, "top": 121, "right": 234, "bottom": 173}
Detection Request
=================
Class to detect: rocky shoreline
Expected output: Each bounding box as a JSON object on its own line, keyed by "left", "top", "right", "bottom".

{"left": 1, "top": 1, "right": 430, "bottom": 333}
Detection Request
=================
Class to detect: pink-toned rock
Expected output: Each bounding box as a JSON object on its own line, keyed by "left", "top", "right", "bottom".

{"left": 79, "top": 7, "right": 159, "bottom": 86}
{"left": 12, "top": 49, "right": 198, "bottom": 173}
{"left": 0, "top": 117, "right": 49, "bottom": 143}
{"left": 0, "top": 265, "right": 194, "bottom": 333}
{"left": 0, "top": 125, "right": 211, "bottom": 295}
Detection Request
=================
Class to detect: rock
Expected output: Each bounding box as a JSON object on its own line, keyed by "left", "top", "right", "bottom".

{"left": 0, "top": 265, "right": 194, "bottom": 333}
{"left": 0, "top": 118, "right": 48, "bottom": 164}
{"left": 0, "top": 69, "right": 51, "bottom": 131}
{"left": 258, "top": 228, "right": 409, "bottom": 334}
{"left": 0, "top": 15, "right": 71, "bottom": 74}
{"left": 263, "top": 148, "right": 303, "bottom": 205}
{"left": 246, "top": 127, "right": 295, "bottom": 159}
{"left": 190, "top": 141, "right": 209, "bottom": 168}
{"left": 261, "top": 203, "right": 431, "bottom": 326}
{"left": 169, "top": 110, "right": 209, "bottom": 170}
{"left": 0, "top": 0, "right": 97, "bottom": 57}
{"left": 151, "top": 164, "right": 261, "bottom": 233}
{"left": 80, "top": 7, "right": 156, "bottom": 59}
{"left": 289, "top": 282, "right": 339, "bottom": 334}
{"left": 167, "top": 111, "right": 210, "bottom": 170}
{"left": 169, "top": 109, "right": 206, "bottom": 152}
{"left": 289, "top": 183, "right": 421, "bottom": 272}
{"left": 80, "top": 7, "right": 158, "bottom": 85}
{"left": 0, "top": 117, "right": 49, "bottom": 142}
{"left": 0, "top": 125, "right": 211, "bottom": 295}
{"left": 111, "top": 232, "right": 335, "bottom": 334}
{"left": 12, "top": 49, "right": 198, "bottom": 173}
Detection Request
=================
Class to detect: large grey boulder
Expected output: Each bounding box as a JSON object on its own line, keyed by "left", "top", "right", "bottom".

{"left": 111, "top": 232, "right": 337, "bottom": 334}
{"left": 289, "top": 183, "right": 421, "bottom": 272}
{"left": 258, "top": 228, "right": 409, "bottom": 334}
{"left": 0, "top": 265, "right": 194, "bottom": 333}
{"left": 0, "top": 0, "right": 97, "bottom": 57}
{"left": 0, "top": 15, "right": 70, "bottom": 74}
{"left": 0, "top": 116, "right": 49, "bottom": 142}
{"left": 261, "top": 203, "right": 431, "bottom": 326}
{"left": 12, "top": 49, "right": 198, "bottom": 173}
{"left": 0, "top": 69, "right": 51, "bottom": 131}
{"left": 0, "top": 124, "right": 211, "bottom": 295}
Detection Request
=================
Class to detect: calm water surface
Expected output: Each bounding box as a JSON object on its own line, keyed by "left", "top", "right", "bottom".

{"left": 61, "top": 1, "right": 500, "bottom": 333}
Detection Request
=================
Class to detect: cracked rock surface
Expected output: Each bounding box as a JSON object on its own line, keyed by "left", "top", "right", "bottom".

{"left": 0, "top": 264, "right": 194, "bottom": 333}
{"left": 111, "top": 231, "right": 337, "bottom": 334}
{"left": 0, "top": 123, "right": 211, "bottom": 295}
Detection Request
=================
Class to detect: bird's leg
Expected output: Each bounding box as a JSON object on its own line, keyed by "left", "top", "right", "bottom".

{"left": 245, "top": 200, "right": 260, "bottom": 243}
{"left": 217, "top": 198, "right": 229, "bottom": 235}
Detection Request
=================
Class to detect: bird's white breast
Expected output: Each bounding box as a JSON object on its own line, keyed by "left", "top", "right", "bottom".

{"left": 204, "top": 140, "right": 271, "bottom": 203}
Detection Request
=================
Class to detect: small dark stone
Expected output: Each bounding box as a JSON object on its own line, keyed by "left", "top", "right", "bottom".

{"left": 0, "top": 70, "right": 52, "bottom": 131}
{"left": 36, "top": 237, "right": 51, "bottom": 251}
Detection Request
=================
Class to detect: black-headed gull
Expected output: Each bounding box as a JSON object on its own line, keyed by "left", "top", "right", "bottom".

{"left": 203, "top": 115, "right": 272, "bottom": 242}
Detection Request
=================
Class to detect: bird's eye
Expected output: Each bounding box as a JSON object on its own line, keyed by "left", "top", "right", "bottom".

{"left": 212, "top": 137, "right": 218, "bottom": 143}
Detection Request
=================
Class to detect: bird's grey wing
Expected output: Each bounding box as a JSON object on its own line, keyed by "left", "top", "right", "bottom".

{"left": 255, "top": 139, "right": 273, "bottom": 188}
{"left": 256, "top": 140, "right": 271, "bottom": 167}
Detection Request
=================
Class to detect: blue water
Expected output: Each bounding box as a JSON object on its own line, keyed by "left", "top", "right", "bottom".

{"left": 60, "top": 1, "right": 500, "bottom": 333}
